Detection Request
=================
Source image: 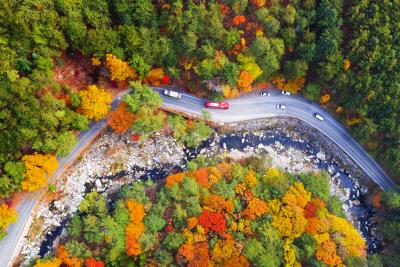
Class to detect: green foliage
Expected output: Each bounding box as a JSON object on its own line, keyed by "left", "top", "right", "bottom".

{"left": 298, "top": 172, "right": 330, "bottom": 201}
{"left": 162, "top": 232, "right": 186, "bottom": 250}
{"left": 302, "top": 83, "right": 321, "bottom": 101}
{"left": 326, "top": 196, "right": 346, "bottom": 218}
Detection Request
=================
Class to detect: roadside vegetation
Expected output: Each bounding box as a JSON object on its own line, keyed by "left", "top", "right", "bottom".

{"left": 32, "top": 157, "right": 368, "bottom": 267}
{"left": 1, "top": 0, "right": 400, "bottom": 240}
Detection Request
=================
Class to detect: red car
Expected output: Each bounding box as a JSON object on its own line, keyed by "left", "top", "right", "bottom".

{"left": 205, "top": 101, "right": 229, "bottom": 109}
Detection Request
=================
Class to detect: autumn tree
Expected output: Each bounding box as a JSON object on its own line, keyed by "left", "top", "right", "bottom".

{"left": 107, "top": 102, "right": 135, "bottom": 134}
{"left": 105, "top": 54, "right": 136, "bottom": 81}
{"left": 0, "top": 204, "right": 18, "bottom": 240}
{"left": 78, "top": 85, "right": 112, "bottom": 121}
{"left": 125, "top": 199, "right": 145, "bottom": 256}
{"left": 21, "top": 153, "right": 59, "bottom": 191}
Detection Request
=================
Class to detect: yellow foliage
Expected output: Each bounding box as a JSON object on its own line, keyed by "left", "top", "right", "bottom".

{"left": 211, "top": 239, "right": 242, "bottom": 264}
{"left": 283, "top": 239, "right": 299, "bottom": 267}
{"left": 222, "top": 85, "right": 239, "bottom": 98}
{"left": 22, "top": 153, "right": 58, "bottom": 191}
{"left": 282, "top": 182, "right": 312, "bottom": 208}
{"left": 208, "top": 167, "right": 222, "bottom": 186}
{"left": 244, "top": 170, "right": 257, "bottom": 188}
{"left": 0, "top": 204, "right": 18, "bottom": 233}
{"left": 105, "top": 54, "right": 136, "bottom": 81}
{"left": 343, "top": 59, "right": 351, "bottom": 71}
{"left": 320, "top": 94, "right": 331, "bottom": 104}
{"left": 345, "top": 117, "right": 362, "bottom": 127}
{"left": 327, "top": 214, "right": 366, "bottom": 257}
{"left": 34, "top": 258, "right": 62, "bottom": 267}
{"left": 91, "top": 57, "right": 101, "bottom": 66}
{"left": 78, "top": 85, "right": 112, "bottom": 121}
{"left": 336, "top": 106, "right": 343, "bottom": 113}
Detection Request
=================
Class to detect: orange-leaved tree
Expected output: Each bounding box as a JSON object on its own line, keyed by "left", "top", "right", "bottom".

{"left": 78, "top": 85, "right": 112, "bottom": 121}
{"left": 107, "top": 101, "right": 135, "bottom": 134}
{"left": 315, "top": 239, "right": 342, "bottom": 266}
{"left": 144, "top": 68, "right": 164, "bottom": 85}
{"left": 237, "top": 70, "right": 254, "bottom": 92}
{"left": 232, "top": 15, "right": 246, "bottom": 26}
{"left": 56, "top": 245, "right": 82, "bottom": 267}
{"left": 250, "top": 0, "right": 266, "bottom": 8}
{"left": 125, "top": 199, "right": 145, "bottom": 256}
{"left": 85, "top": 258, "right": 105, "bottom": 267}
{"left": 21, "top": 153, "right": 58, "bottom": 191}
{"left": 105, "top": 54, "right": 136, "bottom": 81}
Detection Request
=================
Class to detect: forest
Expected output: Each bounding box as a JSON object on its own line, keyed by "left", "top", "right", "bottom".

{"left": 32, "top": 158, "right": 371, "bottom": 267}
{"left": 1, "top": 0, "right": 400, "bottom": 245}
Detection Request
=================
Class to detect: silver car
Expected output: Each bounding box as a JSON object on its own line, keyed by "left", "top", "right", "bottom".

{"left": 281, "top": 91, "right": 291, "bottom": 96}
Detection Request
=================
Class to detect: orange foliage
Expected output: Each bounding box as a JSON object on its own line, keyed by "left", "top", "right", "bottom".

{"left": 91, "top": 58, "right": 101, "bottom": 66}
{"left": 105, "top": 54, "right": 136, "bottom": 81}
{"left": 237, "top": 71, "right": 253, "bottom": 92}
{"left": 315, "top": 240, "right": 342, "bottom": 267}
{"left": 223, "top": 255, "right": 250, "bottom": 267}
{"left": 250, "top": 0, "right": 266, "bottom": 8}
{"left": 144, "top": 68, "right": 164, "bottom": 86}
{"left": 56, "top": 245, "right": 82, "bottom": 267}
{"left": 232, "top": 15, "right": 246, "bottom": 26}
{"left": 85, "top": 258, "right": 105, "bottom": 267}
{"left": 191, "top": 168, "right": 210, "bottom": 188}
{"left": 242, "top": 197, "right": 268, "bottom": 219}
{"left": 187, "top": 217, "right": 198, "bottom": 230}
{"left": 125, "top": 199, "right": 145, "bottom": 256}
{"left": 107, "top": 101, "right": 135, "bottom": 134}
{"left": 320, "top": 94, "right": 331, "bottom": 104}
{"left": 188, "top": 242, "right": 209, "bottom": 267}
{"left": 178, "top": 243, "right": 195, "bottom": 261}
{"left": 305, "top": 217, "right": 320, "bottom": 235}
{"left": 165, "top": 173, "right": 185, "bottom": 186}
{"left": 203, "top": 194, "right": 234, "bottom": 214}
{"left": 22, "top": 153, "right": 59, "bottom": 191}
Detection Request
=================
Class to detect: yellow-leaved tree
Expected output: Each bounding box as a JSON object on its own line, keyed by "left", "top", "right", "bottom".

{"left": 21, "top": 153, "right": 58, "bottom": 191}
{"left": 78, "top": 85, "right": 112, "bottom": 121}
{"left": 0, "top": 204, "right": 18, "bottom": 240}
{"left": 105, "top": 54, "right": 136, "bottom": 81}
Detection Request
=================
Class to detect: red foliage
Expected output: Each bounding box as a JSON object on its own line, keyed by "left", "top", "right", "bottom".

{"left": 85, "top": 258, "right": 105, "bottom": 267}
{"left": 197, "top": 210, "right": 226, "bottom": 235}
{"left": 233, "top": 15, "right": 246, "bottom": 26}
{"left": 220, "top": 4, "right": 230, "bottom": 15}
{"left": 161, "top": 74, "right": 171, "bottom": 85}
{"left": 130, "top": 134, "right": 140, "bottom": 142}
{"left": 304, "top": 198, "right": 326, "bottom": 218}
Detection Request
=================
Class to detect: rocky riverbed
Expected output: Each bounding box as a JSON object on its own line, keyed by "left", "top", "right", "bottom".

{"left": 19, "top": 118, "right": 381, "bottom": 264}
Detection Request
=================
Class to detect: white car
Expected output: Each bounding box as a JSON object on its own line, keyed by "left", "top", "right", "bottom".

{"left": 314, "top": 113, "right": 324, "bottom": 121}
{"left": 276, "top": 104, "right": 286, "bottom": 109}
{"left": 163, "top": 89, "right": 182, "bottom": 99}
{"left": 281, "top": 91, "right": 291, "bottom": 96}
{"left": 260, "top": 92, "right": 270, "bottom": 96}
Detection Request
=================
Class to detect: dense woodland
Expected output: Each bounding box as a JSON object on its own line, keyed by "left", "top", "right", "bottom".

{"left": 33, "top": 158, "right": 369, "bottom": 267}
{"left": 1, "top": 0, "right": 400, "bottom": 252}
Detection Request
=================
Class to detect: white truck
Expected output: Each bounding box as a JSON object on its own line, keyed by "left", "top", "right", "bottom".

{"left": 163, "top": 89, "right": 182, "bottom": 99}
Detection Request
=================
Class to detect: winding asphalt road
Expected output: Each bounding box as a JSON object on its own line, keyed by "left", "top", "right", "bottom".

{"left": 1, "top": 87, "right": 398, "bottom": 266}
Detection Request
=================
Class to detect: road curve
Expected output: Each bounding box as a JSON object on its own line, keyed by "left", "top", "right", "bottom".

{"left": 1, "top": 87, "right": 398, "bottom": 266}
